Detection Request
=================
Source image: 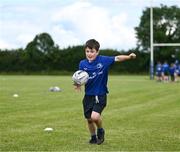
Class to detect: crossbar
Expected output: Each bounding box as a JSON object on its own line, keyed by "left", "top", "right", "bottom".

{"left": 153, "top": 43, "right": 180, "bottom": 47}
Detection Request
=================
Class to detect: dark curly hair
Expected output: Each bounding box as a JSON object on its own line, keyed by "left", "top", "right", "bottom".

{"left": 84, "top": 39, "right": 100, "bottom": 51}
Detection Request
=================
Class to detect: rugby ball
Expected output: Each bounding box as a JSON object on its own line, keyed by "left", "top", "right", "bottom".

{"left": 72, "top": 70, "right": 89, "bottom": 85}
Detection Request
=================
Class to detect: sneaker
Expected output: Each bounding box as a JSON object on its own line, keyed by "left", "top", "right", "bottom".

{"left": 89, "top": 138, "right": 97, "bottom": 144}
{"left": 97, "top": 129, "right": 105, "bottom": 145}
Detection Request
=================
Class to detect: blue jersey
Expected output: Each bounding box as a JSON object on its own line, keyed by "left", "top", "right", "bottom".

{"left": 162, "top": 63, "right": 169, "bottom": 73}
{"left": 79, "top": 55, "right": 115, "bottom": 95}
{"left": 169, "top": 66, "right": 175, "bottom": 75}
{"left": 156, "top": 64, "right": 162, "bottom": 72}
{"left": 155, "top": 63, "right": 162, "bottom": 75}
{"left": 176, "top": 65, "right": 180, "bottom": 75}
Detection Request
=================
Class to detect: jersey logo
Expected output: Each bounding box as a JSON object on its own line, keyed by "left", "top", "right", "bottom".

{"left": 97, "top": 63, "right": 103, "bottom": 69}
{"left": 89, "top": 72, "right": 97, "bottom": 79}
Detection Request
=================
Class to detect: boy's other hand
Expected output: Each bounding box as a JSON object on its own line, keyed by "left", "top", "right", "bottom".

{"left": 74, "top": 83, "right": 81, "bottom": 91}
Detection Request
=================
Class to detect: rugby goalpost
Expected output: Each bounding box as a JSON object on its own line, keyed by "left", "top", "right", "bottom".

{"left": 150, "top": 0, "right": 180, "bottom": 79}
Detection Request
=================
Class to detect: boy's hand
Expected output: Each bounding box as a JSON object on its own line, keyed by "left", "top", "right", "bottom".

{"left": 73, "top": 83, "right": 81, "bottom": 91}
{"left": 129, "top": 53, "right": 136, "bottom": 59}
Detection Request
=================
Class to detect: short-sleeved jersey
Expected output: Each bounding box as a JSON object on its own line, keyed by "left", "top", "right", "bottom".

{"left": 79, "top": 55, "right": 115, "bottom": 95}
{"left": 156, "top": 64, "right": 162, "bottom": 76}
{"left": 162, "top": 63, "right": 169, "bottom": 73}
{"left": 169, "top": 66, "right": 175, "bottom": 75}
{"left": 176, "top": 65, "right": 180, "bottom": 75}
{"left": 156, "top": 64, "right": 161, "bottom": 71}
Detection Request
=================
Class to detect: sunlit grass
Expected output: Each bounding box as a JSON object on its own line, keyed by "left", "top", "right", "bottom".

{"left": 0, "top": 75, "right": 180, "bottom": 151}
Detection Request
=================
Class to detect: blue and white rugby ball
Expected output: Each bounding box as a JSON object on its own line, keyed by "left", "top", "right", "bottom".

{"left": 72, "top": 70, "right": 89, "bottom": 85}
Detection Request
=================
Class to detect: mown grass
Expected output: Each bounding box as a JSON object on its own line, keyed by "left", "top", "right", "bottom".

{"left": 0, "top": 75, "right": 180, "bottom": 151}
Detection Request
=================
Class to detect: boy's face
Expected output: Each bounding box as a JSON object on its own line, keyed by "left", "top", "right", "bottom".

{"left": 85, "top": 47, "right": 99, "bottom": 62}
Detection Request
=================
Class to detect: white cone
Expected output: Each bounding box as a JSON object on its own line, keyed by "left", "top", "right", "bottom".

{"left": 44, "top": 128, "right": 53, "bottom": 132}
{"left": 13, "top": 94, "right": 19, "bottom": 97}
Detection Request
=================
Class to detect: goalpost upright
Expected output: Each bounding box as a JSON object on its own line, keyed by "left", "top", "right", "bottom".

{"left": 150, "top": 2, "right": 154, "bottom": 80}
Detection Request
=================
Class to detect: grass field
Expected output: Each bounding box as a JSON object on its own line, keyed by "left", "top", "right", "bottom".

{"left": 0, "top": 75, "right": 180, "bottom": 151}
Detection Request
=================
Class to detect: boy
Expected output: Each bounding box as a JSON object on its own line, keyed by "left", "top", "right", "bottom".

{"left": 74, "top": 39, "right": 136, "bottom": 145}
{"left": 155, "top": 61, "right": 162, "bottom": 82}
{"left": 169, "top": 63, "right": 176, "bottom": 82}
{"left": 174, "top": 60, "right": 180, "bottom": 82}
{"left": 162, "top": 61, "right": 170, "bottom": 82}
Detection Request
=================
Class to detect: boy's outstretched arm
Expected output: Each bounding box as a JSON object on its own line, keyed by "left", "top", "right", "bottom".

{"left": 115, "top": 53, "right": 136, "bottom": 62}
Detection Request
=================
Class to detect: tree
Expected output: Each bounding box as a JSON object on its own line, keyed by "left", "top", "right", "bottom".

{"left": 135, "top": 4, "right": 180, "bottom": 50}
{"left": 25, "top": 33, "right": 57, "bottom": 71}
{"left": 26, "top": 33, "right": 55, "bottom": 54}
{"left": 135, "top": 4, "right": 180, "bottom": 62}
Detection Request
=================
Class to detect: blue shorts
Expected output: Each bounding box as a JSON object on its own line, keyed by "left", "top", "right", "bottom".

{"left": 82, "top": 95, "right": 107, "bottom": 119}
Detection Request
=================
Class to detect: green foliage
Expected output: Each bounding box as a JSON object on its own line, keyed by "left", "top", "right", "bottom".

{"left": 26, "top": 33, "right": 55, "bottom": 54}
{"left": 0, "top": 41, "right": 149, "bottom": 74}
{"left": 24, "top": 33, "right": 57, "bottom": 71}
